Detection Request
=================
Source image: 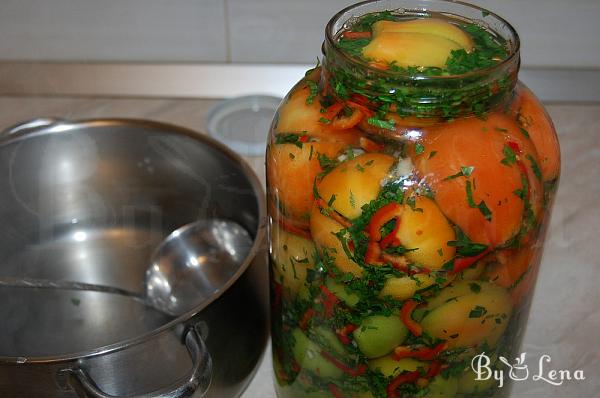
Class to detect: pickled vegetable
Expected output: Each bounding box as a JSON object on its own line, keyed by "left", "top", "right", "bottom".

{"left": 269, "top": 3, "right": 558, "bottom": 398}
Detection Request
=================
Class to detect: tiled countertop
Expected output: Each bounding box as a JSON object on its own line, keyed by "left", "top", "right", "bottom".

{"left": 0, "top": 96, "right": 598, "bottom": 397}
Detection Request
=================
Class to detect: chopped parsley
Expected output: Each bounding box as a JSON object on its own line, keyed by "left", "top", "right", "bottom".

{"left": 469, "top": 305, "right": 488, "bottom": 318}
{"left": 526, "top": 154, "right": 542, "bottom": 181}
{"left": 444, "top": 166, "right": 475, "bottom": 180}
{"left": 275, "top": 133, "right": 309, "bottom": 148}
{"left": 305, "top": 80, "right": 318, "bottom": 105}
{"left": 415, "top": 143, "right": 425, "bottom": 155}
{"left": 367, "top": 117, "right": 395, "bottom": 130}
{"left": 501, "top": 144, "right": 517, "bottom": 166}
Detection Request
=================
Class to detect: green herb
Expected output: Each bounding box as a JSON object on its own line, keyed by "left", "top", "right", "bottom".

{"left": 337, "top": 38, "right": 371, "bottom": 58}
{"left": 304, "top": 58, "right": 321, "bottom": 77}
{"left": 275, "top": 133, "right": 307, "bottom": 148}
{"left": 519, "top": 126, "right": 530, "bottom": 138}
{"left": 469, "top": 305, "right": 488, "bottom": 318}
{"left": 478, "top": 200, "right": 492, "bottom": 221}
{"left": 494, "top": 127, "right": 508, "bottom": 133}
{"left": 444, "top": 166, "right": 475, "bottom": 180}
{"left": 327, "top": 194, "right": 337, "bottom": 207}
{"left": 305, "top": 80, "right": 318, "bottom": 105}
{"left": 288, "top": 153, "right": 295, "bottom": 160}
{"left": 448, "top": 227, "right": 489, "bottom": 257}
{"left": 71, "top": 298, "right": 81, "bottom": 306}
{"left": 317, "top": 153, "right": 338, "bottom": 175}
{"left": 349, "top": 190, "right": 357, "bottom": 208}
{"left": 415, "top": 143, "right": 425, "bottom": 155}
{"left": 469, "top": 282, "right": 482, "bottom": 293}
{"left": 465, "top": 180, "right": 477, "bottom": 207}
{"left": 352, "top": 10, "right": 396, "bottom": 32}
{"left": 367, "top": 117, "right": 395, "bottom": 130}
{"left": 355, "top": 163, "right": 365, "bottom": 172}
{"left": 429, "top": 151, "right": 438, "bottom": 159}
{"left": 319, "top": 117, "right": 331, "bottom": 124}
{"left": 445, "top": 24, "right": 508, "bottom": 75}
{"left": 526, "top": 154, "right": 542, "bottom": 181}
{"left": 501, "top": 144, "right": 517, "bottom": 166}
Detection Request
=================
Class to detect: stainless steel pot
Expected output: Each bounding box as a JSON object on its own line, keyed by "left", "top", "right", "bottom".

{"left": 0, "top": 119, "right": 268, "bottom": 398}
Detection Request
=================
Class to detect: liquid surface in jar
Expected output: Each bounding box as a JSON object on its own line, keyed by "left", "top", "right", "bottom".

{"left": 267, "top": 9, "right": 559, "bottom": 398}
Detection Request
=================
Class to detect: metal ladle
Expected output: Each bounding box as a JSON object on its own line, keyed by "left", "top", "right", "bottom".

{"left": 144, "top": 219, "right": 254, "bottom": 316}
{"left": 0, "top": 219, "right": 253, "bottom": 317}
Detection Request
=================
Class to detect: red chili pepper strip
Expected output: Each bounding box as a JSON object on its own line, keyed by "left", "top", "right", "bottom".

{"left": 365, "top": 241, "right": 385, "bottom": 266}
{"left": 316, "top": 199, "right": 353, "bottom": 229}
{"left": 393, "top": 342, "right": 446, "bottom": 361}
{"left": 380, "top": 253, "right": 409, "bottom": 272}
{"left": 341, "top": 31, "right": 372, "bottom": 39}
{"left": 380, "top": 217, "right": 402, "bottom": 249}
{"left": 346, "top": 100, "right": 375, "bottom": 118}
{"left": 298, "top": 134, "right": 310, "bottom": 143}
{"left": 320, "top": 351, "right": 368, "bottom": 377}
{"left": 386, "top": 370, "right": 422, "bottom": 398}
{"left": 507, "top": 141, "right": 521, "bottom": 153}
{"left": 321, "top": 102, "right": 345, "bottom": 122}
{"left": 320, "top": 284, "right": 340, "bottom": 317}
{"left": 401, "top": 300, "right": 423, "bottom": 337}
{"left": 367, "top": 202, "right": 404, "bottom": 241}
{"left": 331, "top": 107, "right": 363, "bottom": 130}
{"left": 451, "top": 247, "right": 492, "bottom": 274}
{"left": 426, "top": 361, "right": 443, "bottom": 378}
{"left": 359, "top": 136, "right": 385, "bottom": 153}
{"left": 278, "top": 217, "right": 312, "bottom": 240}
{"left": 350, "top": 93, "right": 371, "bottom": 106}
{"left": 336, "top": 324, "right": 358, "bottom": 345}
{"left": 327, "top": 383, "right": 344, "bottom": 398}
{"left": 298, "top": 308, "right": 315, "bottom": 330}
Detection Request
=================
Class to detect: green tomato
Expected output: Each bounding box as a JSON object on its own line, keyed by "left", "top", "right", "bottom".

{"left": 325, "top": 278, "right": 360, "bottom": 307}
{"left": 457, "top": 367, "right": 496, "bottom": 394}
{"left": 427, "top": 375, "right": 459, "bottom": 397}
{"left": 353, "top": 314, "right": 408, "bottom": 358}
{"left": 421, "top": 281, "right": 512, "bottom": 349}
{"left": 291, "top": 328, "right": 343, "bottom": 379}
{"left": 313, "top": 326, "right": 347, "bottom": 356}
{"left": 368, "top": 355, "right": 426, "bottom": 378}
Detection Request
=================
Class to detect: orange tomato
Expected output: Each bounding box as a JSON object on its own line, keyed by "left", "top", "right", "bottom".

{"left": 267, "top": 139, "right": 346, "bottom": 229}
{"left": 510, "top": 84, "right": 560, "bottom": 181}
{"left": 414, "top": 112, "right": 543, "bottom": 246}
{"left": 484, "top": 246, "right": 542, "bottom": 306}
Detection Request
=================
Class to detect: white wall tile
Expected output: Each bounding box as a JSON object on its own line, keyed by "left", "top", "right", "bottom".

{"left": 228, "top": 0, "right": 600, "bottom": 68}
{"left": 0, "top": 0, "right": 227, "bottom": 62}
{"left": 227, "top": 0, "right": 355, "bottom": 64}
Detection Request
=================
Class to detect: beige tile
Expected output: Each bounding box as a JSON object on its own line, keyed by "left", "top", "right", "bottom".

{"left": 227, "top": 0, "right": 355, "bottom": 63}
{"left": 0, "top": 0, "right": 227, "bottom": 62}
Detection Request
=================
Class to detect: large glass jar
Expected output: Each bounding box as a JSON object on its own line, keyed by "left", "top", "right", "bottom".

{"left": 266, "top": 1, "right": 560, "bottom": 397}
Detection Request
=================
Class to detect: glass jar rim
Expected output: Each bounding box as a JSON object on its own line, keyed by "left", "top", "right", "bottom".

{"left": 324, "top": 0, "right": 521, "bottom": 81}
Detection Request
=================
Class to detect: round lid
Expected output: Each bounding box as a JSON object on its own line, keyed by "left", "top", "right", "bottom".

{"left": 205, "top": 95, "right": 282, "bottom": 157}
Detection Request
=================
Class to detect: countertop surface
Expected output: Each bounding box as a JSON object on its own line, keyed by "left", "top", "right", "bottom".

{"left": 0, "top": 96, "right": 598, "bottom": 397}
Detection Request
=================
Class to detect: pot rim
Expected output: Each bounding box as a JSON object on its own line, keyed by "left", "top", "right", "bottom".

{"left": 0, "top": 118, "right": 267, "bottom": 365}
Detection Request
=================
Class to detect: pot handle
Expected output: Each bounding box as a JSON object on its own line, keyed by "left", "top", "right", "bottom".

{"left": 1, "top": 117, "right": 66, "bottom": 137}
{"left": 67, "top": 324, "right": 212, "bottom": 398}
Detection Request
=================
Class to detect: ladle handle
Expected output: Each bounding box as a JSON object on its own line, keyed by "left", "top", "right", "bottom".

{"left": 67, "top": 324, "right": 212, "bottom": 398}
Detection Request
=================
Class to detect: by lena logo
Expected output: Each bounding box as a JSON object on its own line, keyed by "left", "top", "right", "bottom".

{"left": 471, "top": 352, "right": 585, "bottom": 388}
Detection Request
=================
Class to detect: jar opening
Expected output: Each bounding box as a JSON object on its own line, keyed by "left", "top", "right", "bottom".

{"left": 321, "top": 0, "right": 521, "bottom": 118}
